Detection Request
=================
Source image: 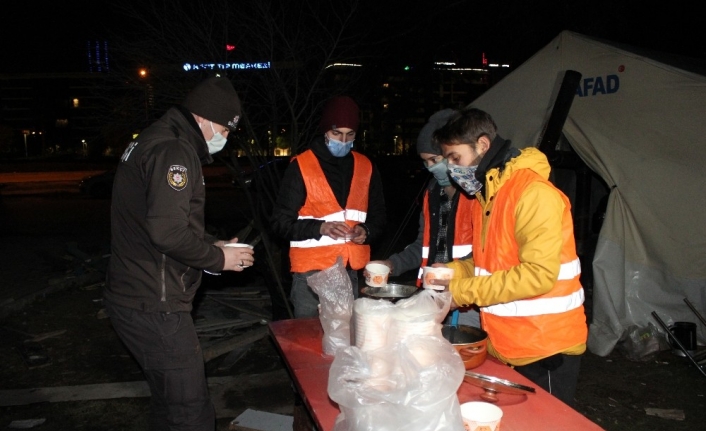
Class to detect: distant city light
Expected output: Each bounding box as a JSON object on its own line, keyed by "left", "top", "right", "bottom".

{"left": 182, "top": 62, "right": 271, "bottom": 71}
{"left": 325, "top": 63, "right": 362, "bottom": 69}
{"left": 86, "top": 39, "right": 110, "bottom": 73}
{"left": 434, "top": 62, "right": 456, "bottom": 66}
{"left": 226, "top": 44, "right": 236, "bottom": 51}
{"left": 404, "top": 66, "right": 410, "bottom": 71}
{"left": 433, "top": 67, "right": 487, "bottom": 72}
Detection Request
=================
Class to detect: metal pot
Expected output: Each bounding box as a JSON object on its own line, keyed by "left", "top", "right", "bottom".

{"left": 359, "top": 283, "right": 419, "bottom": 303}
{"left": 442, "top": 324, "right": 488, "bottom": 369}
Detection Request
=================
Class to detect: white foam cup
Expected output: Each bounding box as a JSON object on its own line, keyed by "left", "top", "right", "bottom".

{"left": 224, "top": 243, "right": 254, "bottom": 249}
{"left": 364, "top": 263, "right": 390, "bottom": 287}
{"left": 460, "top": 401, "right": 503, "bottom": 431}
{"left": 421, "top": 266, "right": 454, "bottom": 290}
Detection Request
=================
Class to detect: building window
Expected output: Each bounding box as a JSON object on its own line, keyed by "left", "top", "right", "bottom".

{"left": 72, "top": 98, "right": 80, "bottom": 108}
{"left": 56, "top": 119, "right": 69, "bottom": 127}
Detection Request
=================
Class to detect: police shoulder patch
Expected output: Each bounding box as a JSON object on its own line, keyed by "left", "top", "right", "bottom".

{"left": 167, "top": 165, "right": 188, "bottom": 191}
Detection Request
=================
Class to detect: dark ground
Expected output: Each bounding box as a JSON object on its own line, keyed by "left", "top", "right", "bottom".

{"left": 1, "top": 166, "right": 705, "bottom": 431}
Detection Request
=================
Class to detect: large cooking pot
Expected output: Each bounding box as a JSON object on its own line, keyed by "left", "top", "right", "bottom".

{"left": 359, "top": 283, "right": 419, "bottom": 303}
{"left": 442, "top": 324, "right": 488, "bottom": 369}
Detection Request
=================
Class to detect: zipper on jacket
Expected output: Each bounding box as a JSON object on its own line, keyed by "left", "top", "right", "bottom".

{"left": 181, "top": 269, "right": 188, "bottom": 292}
{"left": 160, "top": 254, "right": 167, "bottom": 302}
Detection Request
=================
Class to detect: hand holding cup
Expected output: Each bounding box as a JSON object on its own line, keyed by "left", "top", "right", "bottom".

{"left": 222, "top": 240, "right": 254, "bottom": 271}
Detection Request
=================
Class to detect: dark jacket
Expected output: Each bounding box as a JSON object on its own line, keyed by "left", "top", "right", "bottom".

{"left": 104, "top": 106, "right": 224, "bottom": 312}
{"left": 270, "top": 135, "right": 386, "bottom": 248}
{"left": 388, "top": 179, "right": 466, "bottom": 276}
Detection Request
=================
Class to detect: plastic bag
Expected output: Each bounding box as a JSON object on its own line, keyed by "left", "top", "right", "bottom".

{"left": 352, "top": 289, "right": 452, "bottom": 351}
{"left": 616, "top": 322, "right": 668, "bottom": 362}
{"left": 352, "top": 297, "right": 395, "bottom": 351}
{"left": 389, "top": 289, "right": 451, "bottom": 342}
{"left": 329, "top": 288, "right": 464, "bottom": 431}
{"left": 307, "top": 256, "right": 355, "bottom": 355}
{"left": 329, "top": 336, "right": 465, "bottom": 431}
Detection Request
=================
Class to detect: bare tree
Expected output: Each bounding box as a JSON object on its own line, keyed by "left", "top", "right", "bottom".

{"left": 101, "top": 0, "right": 366, "bottom": 320}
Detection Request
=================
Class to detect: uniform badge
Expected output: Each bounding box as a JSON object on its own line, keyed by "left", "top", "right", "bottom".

{"left": 167, "top": 165, "right": 188, "bottom": 191}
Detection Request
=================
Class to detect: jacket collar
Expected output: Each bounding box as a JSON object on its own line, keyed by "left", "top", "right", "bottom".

{"left": 474, "top": 135, "right": 520, "bottom": 200}
{"left": 475, "top": 135, "right": 519, "bottom": 183}
{"left": 175, "top": 105, "right": 213, "bottom": 164}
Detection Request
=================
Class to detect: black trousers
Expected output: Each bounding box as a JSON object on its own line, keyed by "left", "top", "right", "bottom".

{"left": 514, "top": 354, "right": 582, "bottom": 408}
{"left": 105, "top": 300, "right": 215, "bottom": 431}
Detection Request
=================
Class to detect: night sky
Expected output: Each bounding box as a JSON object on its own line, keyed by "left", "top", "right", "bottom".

{"left": 1, "top": 1, "right": 704, "bottom": 73}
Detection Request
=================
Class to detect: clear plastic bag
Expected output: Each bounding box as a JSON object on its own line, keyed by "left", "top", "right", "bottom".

{"left": 329, "top": 336, "right": 465, "bottom": 431}
{"left": 307, "top": 256, "right": 355, "bottom": 356}
{"left": 328, "top": 289, "right": 464, "bottom": 431}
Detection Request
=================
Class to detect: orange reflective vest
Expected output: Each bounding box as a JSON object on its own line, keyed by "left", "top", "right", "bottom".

{"left": 289, "top": 150, "right": 372, "bottom": 272}
{"left": 474, "top": 169, "right": 587, "bottom": 359}
{"left": 417, "top": 189, "right": 475, "bottom": 286}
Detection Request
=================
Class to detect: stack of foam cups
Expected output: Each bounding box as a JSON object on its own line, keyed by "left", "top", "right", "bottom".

{"left": 389, "top": 308, "right": 438, "bottom": 344}
{"left": 353, "top": 301, "right": 390, "bottom": 351}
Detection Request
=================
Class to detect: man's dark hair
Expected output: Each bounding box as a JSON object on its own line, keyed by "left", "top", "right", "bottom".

{"left": 432, "top": 108, "right": 498, "bottom": 151}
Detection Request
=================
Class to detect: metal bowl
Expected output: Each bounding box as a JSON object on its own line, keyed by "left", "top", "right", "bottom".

{"left": 359, "top": 283, "right": 419, "bottom": 302}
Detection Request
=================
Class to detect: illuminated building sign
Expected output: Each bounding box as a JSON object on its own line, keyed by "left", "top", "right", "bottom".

{"left": 182, "top": 62, "right": 271, "bottom": 71}
{"left": 325, "top": 63, "right": 362, "bottom": 69}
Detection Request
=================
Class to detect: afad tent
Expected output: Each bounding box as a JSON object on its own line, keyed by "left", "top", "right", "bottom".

{"left": 468, "top": 30, "right": 706, "bottom": 356}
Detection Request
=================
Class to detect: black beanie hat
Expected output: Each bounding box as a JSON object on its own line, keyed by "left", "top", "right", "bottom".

{"left": 183, "top": 77, "right": 241, "bottom": 130}
{"left": 318, "top": 96, "right": 360, "bottom": 134}
{"left": 416, "top": 108, "right": 456, "bottom": 155}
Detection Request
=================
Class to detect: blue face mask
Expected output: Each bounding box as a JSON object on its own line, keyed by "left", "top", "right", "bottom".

{"left": 448, "top": 163, "right": 483, "bottom": 195}
{"left": 426, "top": 158, "right": 451, "bottom": 187}
{"left": 326, "top": 136, "right": 354, "bottom": 157}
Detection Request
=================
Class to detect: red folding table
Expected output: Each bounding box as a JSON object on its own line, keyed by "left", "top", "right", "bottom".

{"left": 269, "top": 318, "right": 604, "bottom": 431}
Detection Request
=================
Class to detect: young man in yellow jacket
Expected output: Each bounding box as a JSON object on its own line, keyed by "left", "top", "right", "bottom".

{"left": 430, "top": 107, "right": 587, "bottom": 407}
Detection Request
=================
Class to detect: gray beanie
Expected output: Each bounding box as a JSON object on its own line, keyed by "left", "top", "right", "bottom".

{"left": 183, "top": 77, "right": 241, "bottom": 130}
{"left": 416, "top": 108, "right": 456, "bottom": 155}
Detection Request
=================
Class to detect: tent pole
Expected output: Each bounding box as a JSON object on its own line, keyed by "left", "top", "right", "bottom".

{"left": 538, "top": 70, "right": 582, "bottom": 155}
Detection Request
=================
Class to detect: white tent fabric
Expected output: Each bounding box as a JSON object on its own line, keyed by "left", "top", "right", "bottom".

{"left": 467, "top": 30, "right": 706, "bottom": 356}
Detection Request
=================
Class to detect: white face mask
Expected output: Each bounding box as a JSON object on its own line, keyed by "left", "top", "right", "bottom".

{"left": 202, "top": 121, "right": 228, "bottom": 154}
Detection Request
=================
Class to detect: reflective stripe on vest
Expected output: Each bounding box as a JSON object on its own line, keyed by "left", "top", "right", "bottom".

{"left": 291, "top": 210, "right": 369, "bottom": 248}
{"left": 417, "top": 189, "right": 475, "bottom": 284}
{"left": 474, "top": 257, "right": 581, "bottom": 280}
{"left": 475, "top": 257, "right": 582, "bottom": 316}
{"left": 288, "top": 150, "right": 372, "bottom": 272}
{"left": 483, "top": 288, "right": 585, "bottom": 317}
{"left": 421, "top": 244, "right": 473, "bottom": 259}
